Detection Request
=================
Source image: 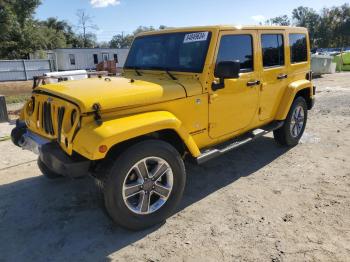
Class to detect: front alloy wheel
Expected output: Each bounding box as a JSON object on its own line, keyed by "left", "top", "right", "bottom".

{"left": 103, "top": 140, "right": 186, "bottom": 230}
{"left": 122, "top": 157, "right": 174, "bottom": 215}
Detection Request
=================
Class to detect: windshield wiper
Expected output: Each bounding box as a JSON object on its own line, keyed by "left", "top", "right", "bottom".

{"left": 165, "top": 69, "right": 177, "bottom": 80}
{"left": 132, "top": 66, "right": 142, "bottom": 76}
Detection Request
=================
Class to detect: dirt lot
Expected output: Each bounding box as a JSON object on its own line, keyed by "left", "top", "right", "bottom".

{"left": 0, "top": 81, "right": 32, "bottom": 96}
{"left": 0, "top": 73, "right": 349, "bottom": 262}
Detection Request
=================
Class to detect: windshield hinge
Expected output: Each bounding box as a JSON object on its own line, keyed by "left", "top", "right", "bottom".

{"left": 92, "top": 103, "right": 103, "bottom": 126}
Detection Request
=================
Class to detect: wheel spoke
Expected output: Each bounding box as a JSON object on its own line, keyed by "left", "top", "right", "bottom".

{"left": 292, "top": 124, "right": 298, "bottom": 137}
{"left": 296, "top": 107, "right": 302, "bottom": 118}
{"left": 152, "top": 163, "right": 169, "bottom": 181}
{"left": 136, "top": 160, "right": 149, "bottom": 180}
{"left": 297, "top": 122, "right": 303, "bottom": 133}
{"left": 153, "top": 184, "right": 171, "bottom": 198}
{"left": 124, "top": 183, "right": 142, "bottom": 198}
{"left": 140, "top": 192, "right": 151, "bottom": 213}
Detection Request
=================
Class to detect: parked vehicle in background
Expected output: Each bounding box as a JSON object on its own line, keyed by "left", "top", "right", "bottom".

{"left": 11, "top": 25, "right": 315, "bottom": 230}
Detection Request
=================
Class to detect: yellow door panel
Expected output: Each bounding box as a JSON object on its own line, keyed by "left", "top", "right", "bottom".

{"left": 258, "top": 30, "right": 289, "bottom": 121}
{"left": 209, "top": 30, "right": 260, "bottom": 138}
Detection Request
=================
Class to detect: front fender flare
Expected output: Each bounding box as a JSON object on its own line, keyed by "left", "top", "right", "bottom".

{"left": 275, "top": 80, "right": 312, "bottom": 120}
{"left": 73, "top": 111, "right": 201, "bottom": 160}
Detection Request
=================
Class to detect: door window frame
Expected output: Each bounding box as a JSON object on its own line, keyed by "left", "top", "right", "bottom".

{"left": 260, "top": 33, "right": 286, "bottom": 69}
{"left": 258, "top": 30, "right": 287, "bottom": 71}
{"left": 214, "top": 32, "right": 256, "bottom": 74}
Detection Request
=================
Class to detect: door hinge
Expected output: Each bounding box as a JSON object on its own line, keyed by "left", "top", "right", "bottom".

{"left": 209, "top": 94, "right": 218, "bottom": 104}
{"left": 209, "top": 123, "right": 216, "bottom": 129}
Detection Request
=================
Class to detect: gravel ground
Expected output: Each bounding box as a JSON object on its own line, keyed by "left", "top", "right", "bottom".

{"left": 0, "top": 73, "right": 349, "bottom": 262}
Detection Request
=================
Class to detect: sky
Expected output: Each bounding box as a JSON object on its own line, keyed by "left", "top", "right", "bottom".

{"left": 35, "top": 0, "right": 349, "bottom": 42}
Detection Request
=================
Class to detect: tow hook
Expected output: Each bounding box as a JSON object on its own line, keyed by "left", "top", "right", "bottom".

{"left": 92, "top": 103, "right": 103, "bottom": 126}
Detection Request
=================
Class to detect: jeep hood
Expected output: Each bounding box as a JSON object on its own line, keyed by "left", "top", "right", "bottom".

{"left": 35, "top": 77, "right": 187, "bottom": 113}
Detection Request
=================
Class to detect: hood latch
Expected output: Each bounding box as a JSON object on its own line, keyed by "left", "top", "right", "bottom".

{"left": 92, "top": 103, "right": 103, "bottom": 126}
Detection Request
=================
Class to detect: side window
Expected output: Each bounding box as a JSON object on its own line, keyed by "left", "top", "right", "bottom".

{"left": 289, "top": 34, "right": 308, "bottom": 63}
{"left": 102, "top": 53, "right": 109, "bottom": 61}
{"left": 216, "top": 34, "right": 254, "bottom": 72}
{"left": 93, "top": 54, "right": 98, "bottom": 64}
{"left": 261, "top": 34, "right": 284, "bottom": 68}
{"left": 69, "top": 54, "right": 75, "bottom": 65}
{"left": 113, "top": 54, "right": 118, "bottom": 63}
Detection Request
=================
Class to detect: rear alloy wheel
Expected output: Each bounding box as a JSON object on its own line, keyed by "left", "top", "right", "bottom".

{"left": 103, "top": 140, "right": 186, "bottom": 230}
{"left": 274, "top": 96, "right": 308, "bottom": 146}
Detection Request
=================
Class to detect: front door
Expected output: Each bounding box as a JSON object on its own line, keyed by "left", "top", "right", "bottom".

{"left": 258, "top": 30, "right": 288, "bottom": 121}
{"left": 209, "top": 30, "right": 260, "bottom": 138}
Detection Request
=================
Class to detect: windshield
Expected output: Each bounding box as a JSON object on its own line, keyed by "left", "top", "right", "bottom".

{"left": 124, "top": 31, "right": 212, "bottom": 73}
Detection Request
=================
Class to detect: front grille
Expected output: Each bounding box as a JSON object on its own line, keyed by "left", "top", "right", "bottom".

{"left": 42, "top": 102, "right": 55, "bottom": 136}
{"left": 57, "top": 106, "right": 65, "bottom": 143}
{"left": 40, "top": 101, "right": 66, "bottom": 140}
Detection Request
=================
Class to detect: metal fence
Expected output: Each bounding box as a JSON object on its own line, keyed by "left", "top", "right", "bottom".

{"left": 0, "top": 59, "right": 54, "bottom": 82}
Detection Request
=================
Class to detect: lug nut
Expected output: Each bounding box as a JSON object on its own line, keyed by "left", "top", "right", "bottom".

{"left": 152, "top": 186, "right": 155, "bottom": 189}
{"left": 140, "top": 185, "right": 143, "bottom": 189}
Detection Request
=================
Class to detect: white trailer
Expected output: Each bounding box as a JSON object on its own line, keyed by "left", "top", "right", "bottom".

{"left": 48, "top": 48, "right": 129, "bottom": 71}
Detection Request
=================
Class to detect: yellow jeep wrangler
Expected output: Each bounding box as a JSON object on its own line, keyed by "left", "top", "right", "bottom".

{"left": 12, "top": 25, "right": 315, "bottom": 230}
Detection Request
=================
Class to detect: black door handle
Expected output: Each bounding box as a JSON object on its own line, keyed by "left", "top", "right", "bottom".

{"left": 247, "top": 80, "right": 261, "bottom": 87}
{"left": 277, "top": 74, "right": 288, "bottom": 80}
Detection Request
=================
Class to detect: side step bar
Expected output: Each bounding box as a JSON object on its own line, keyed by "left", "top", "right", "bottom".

{"left": 196, "top": 121, "right": 284, "bottom": 165}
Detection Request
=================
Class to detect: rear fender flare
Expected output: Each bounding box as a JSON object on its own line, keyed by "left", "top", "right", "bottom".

{"left": 275, "top": 80, "right": 312, "bottom": 120}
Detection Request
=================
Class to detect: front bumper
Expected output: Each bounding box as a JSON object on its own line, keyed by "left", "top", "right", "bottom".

{"left": 11, "top": 123, "right": 90, "bottom": 178}
{"left": 39, "top": 143, "right": 91, "bottom": 178}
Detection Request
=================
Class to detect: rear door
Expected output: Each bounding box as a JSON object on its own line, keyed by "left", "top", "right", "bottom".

{"left": 258, "top": 30, "right": 288, "bottom": 121}
{"left": 208, "top": 30, "right": 260, "bottom": 138}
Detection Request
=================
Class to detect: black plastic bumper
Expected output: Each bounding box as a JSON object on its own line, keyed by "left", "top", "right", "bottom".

{"left": 39, "top": 143, "right": 91, "bottom": 178}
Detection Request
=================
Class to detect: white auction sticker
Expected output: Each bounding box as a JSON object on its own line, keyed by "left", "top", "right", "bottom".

{"left": 184, "top": 32, "right": 209, "bottom": 43}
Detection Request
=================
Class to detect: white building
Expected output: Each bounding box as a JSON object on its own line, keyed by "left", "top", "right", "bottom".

{"left": 33, "top": 48, "right": 129, "bottom": 71}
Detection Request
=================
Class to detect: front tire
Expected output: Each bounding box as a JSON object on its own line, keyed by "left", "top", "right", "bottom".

{"left": 103, "top": 140, "right": 186, "bottom": 231}
{"left": 274, "top": 96, "right": 308, "bottom": 146}
{"left": 37, "top": 158, "right": 63, "bottom": 179}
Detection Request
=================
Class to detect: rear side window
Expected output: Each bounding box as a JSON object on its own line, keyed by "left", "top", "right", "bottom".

{"left": 261, "top": 34, "right": 284, "bottom": 68}
{"left": 289, "top": 34, "right": 308, "bottom": 63}
{"left": 216, "top": 35, "right": 254, "bottom": 72}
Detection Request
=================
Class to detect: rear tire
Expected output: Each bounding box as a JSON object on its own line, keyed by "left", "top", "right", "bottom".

{"left": 37, "top": 158, "right": 63, "bottom": 179}
{"left": 103, "top": 140, "right": 186, "bottom": 231}
{"left": 274, "top": 96, "right": 308, "bottom": 146}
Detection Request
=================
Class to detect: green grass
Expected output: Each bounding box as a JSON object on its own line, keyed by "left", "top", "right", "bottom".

{"left": 5, "top": 94, "right": 30, "bottom": 104}
{"left": 0, "top": 136, "right": 11, "bottom": 142}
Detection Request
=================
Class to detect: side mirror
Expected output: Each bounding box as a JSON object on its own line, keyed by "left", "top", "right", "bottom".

{"left": 212, "top": 61, "right": 240, "bottom": 91}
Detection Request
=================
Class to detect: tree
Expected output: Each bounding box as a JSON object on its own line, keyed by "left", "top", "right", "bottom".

{"left": 0, "top": 0, "right": 43, "bottom": 58}
{"left": 292, "top": 7, "right": 320, "bottom": 47}
{"left": 76, "top": 9, "right": 98, "bottom": 47}
{"left": 133, "top": 26, "right": 156, "bottom": 35}
{"left": 265, "top": 15, "right": 291, "bottom": 26}
{"left": 109, "top": 34, "right": 134, "bottom": 48}
{"left": 109, "top": 25, "right": 167, "bottom": 49}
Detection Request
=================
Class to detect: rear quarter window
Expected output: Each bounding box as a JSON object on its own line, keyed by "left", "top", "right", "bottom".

{"left": 289, "top": 34, "right": 308, "bottom": 64}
